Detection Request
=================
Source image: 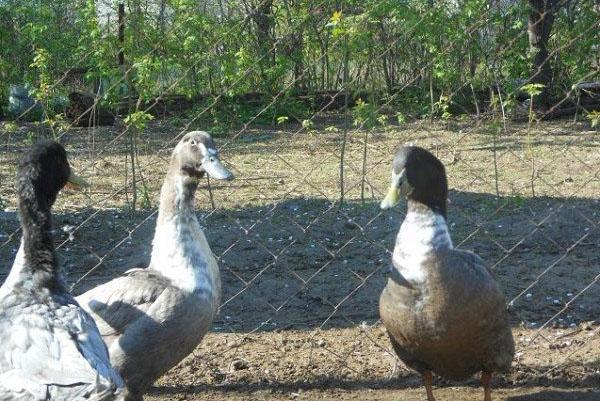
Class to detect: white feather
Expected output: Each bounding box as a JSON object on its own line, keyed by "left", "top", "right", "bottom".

{"left": 392, "top": 209, "right": 453, "bottom": 283}
{"left": 149, "top": 177, "right": 220, "bottom": 297}
{"left": 149, "top": 215, "right": 219, "bottom": 296}
{"left": 0, "top": 240, "right": 25, "bottom": 297}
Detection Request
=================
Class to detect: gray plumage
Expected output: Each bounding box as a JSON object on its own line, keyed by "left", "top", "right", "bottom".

{"left": 380, "top": 243, "right": 515, "bottom": 379}
{"left": 0, "top": 288, "right": 125, "bottom": 401}
{"left": 77, "top": 132, "right": 232, "bottom": 401}
{"left": 77, "top": 269, "right": 218, "bottom": 398}
{"left": 0, "top": 141, "right": 124, "bottom": 401}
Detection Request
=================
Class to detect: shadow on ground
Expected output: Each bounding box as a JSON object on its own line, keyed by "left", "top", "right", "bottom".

{"left": 1, "top": 190, "right": 598, "bottom": 334}
{"left": 506, "top": 390, "right": 600, "bottom": 401}
{"left": 149, "top": 375, "right": 600, "bottom": 398}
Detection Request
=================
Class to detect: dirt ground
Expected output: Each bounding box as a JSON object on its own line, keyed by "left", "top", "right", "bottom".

{"left": 143, "top": 325, "right": 600, "bottom": 401}
{"left": 0, "top": 116, "right": 599, "bottom": 400}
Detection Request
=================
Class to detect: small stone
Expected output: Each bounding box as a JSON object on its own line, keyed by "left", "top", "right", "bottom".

{"left": 581, "top": 321, "right": 594, "bottom": 330}
{"left": 230, "top": 359, "right": 249, "bottom": 371}
{"left": 345, "top": 219, "right": 359, "bottom": 230}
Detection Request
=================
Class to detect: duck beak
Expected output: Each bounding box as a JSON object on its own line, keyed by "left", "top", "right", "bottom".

{"left": 67, "top": 171, "right": 89, "bottom": 188}
{"left": 380, "top": 169, "right": 406, "bottom": 210}
{"left": 380, "top": 186, "right": 400, "bottom": 210}
{"left": 203, "top": 157, "right": 234, "bottom": 181}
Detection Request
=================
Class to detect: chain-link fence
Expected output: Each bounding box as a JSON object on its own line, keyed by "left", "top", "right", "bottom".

{"left": 1, "top": 0, "right": 599, "bottom": 399}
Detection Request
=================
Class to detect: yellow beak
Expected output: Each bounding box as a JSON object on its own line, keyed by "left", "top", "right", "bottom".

{"left": 67, "top": 171, "right": 89, "bottom": 188}
{"left": 380, "top": 186, "right": 400, "bottom": 210}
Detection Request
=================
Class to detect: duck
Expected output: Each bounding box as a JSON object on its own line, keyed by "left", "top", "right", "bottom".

{"left": 76, "top": 131, "right": 234, "bottom": 401}
{"left": 0, "top": 141, "right": 125, "bottom": 400}
{"left": 379, "top": 146, "right": 514, "bottom": 401}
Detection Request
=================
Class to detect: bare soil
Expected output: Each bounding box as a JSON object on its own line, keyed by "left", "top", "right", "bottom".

{"left": 1, "top": 117, "right": 599, "bottom": 400}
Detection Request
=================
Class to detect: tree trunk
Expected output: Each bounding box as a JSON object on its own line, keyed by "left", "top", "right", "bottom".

{"left": 118, "top": 3, "right": 125, "bottom": 67}
{"left": 528, "top": 0, "right": 558, "bottom": 107}
{"left": 252, "top": 0, "right": 275, "bottom": 71}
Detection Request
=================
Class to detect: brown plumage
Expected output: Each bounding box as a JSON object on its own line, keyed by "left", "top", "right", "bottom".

{"left": 379, "top": 146, "right": 514, "bottom": 401}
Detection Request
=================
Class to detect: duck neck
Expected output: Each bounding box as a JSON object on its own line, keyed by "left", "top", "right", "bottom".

{"left": 392, "top": 200, "right": 453, "bottom": 283}
{"left": 11, "top": 184, "right": 64, "bottom": 292}
{"left": 399, "top": 200, "right": 453, "bottom": 251}
{"left": 157, "top": 169, "right": 198, "bottom": 222}
{"left": 150, "top": 168, "right": 220, "bottom": 296}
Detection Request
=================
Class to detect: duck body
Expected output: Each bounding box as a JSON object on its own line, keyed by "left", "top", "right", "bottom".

{"left": 379, "top": 204, "right": 514, "bottom": 381}
{"left": 0, "top": 141, "right": 124, "bottom": 401}
{"left": 77, "top": 132, "right": 231, "bottom": 400}
{"left": 379, "top": 146, "right": 514, "bottom": 400}
{"left": 0, "top": 283, "right": 124, "bottom": 401}
{"left": 77, "top": 208, "right": 221, "bottom": 397}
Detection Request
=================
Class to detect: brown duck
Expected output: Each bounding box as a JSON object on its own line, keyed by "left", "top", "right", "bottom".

{"left": 379, "top": 146, "right": 514, "bottom": 401}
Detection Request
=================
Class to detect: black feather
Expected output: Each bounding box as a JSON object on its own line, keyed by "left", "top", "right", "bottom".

{"left": 16, "top": 140, "right": 71, "bottom": 292}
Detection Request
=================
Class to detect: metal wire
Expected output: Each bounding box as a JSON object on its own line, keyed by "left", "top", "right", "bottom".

{"left": 0, "top": 0, "right": 598, "bottom": 394}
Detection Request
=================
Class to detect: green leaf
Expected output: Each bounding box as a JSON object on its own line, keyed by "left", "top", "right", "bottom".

{"left": 587, "top": 111, "right": 600, "bottom": 128}
{"left": 327, "top": 10, "right": 342, "bottom": 27}
{"left": 124, "top": 111, "right": 154, "bottom": 131}
{"left": 521, "top": 83, "right": 546, "bottom": 97}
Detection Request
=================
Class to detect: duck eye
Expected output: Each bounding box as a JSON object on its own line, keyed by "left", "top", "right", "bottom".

{"left": 190, "top": 139, "right": 197, "bottom": 146}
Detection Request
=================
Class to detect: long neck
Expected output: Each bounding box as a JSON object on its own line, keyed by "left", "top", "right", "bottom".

{"left": 156, "top": 167, "right": 198, "bottom": 224}
{"left": 392, "top": 200, "right": 453, "bottom": 283}
{"left": 11, "top": 184, "right": 64, "bottom": 292}
{"left": 149, "top": 166, "right": 220, "bottom": 297}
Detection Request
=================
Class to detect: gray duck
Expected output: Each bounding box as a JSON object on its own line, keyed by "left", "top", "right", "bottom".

{"left": 77, "top": 131, "right": 233, "bottom": 401}
{"left": 0, "top": 141, "right": 125, "bottom": 400}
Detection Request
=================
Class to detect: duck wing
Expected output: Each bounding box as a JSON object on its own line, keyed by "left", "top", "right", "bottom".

{"left": 76, "top": 268, "right": 214, "bottom": 394}
{"left": 76, "top": 269, "right": 170, "bottom": 346}
{"left": 431, "top": 249, "right": 515, "bottom": 376}
{"left": 438, "top": 249, "right": 506, "bottom": 312}
{"left": 0, "top": 291, "right": 124, "bottom": 400}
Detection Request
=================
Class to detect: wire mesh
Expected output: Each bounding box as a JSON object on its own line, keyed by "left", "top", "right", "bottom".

{"left": 0, "top": 0, "right": 599, "bottom": 398}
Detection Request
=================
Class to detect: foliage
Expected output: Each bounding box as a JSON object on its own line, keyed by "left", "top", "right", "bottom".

{"left": 2, "top": 121, "right": 18, "bottom": 132}
{"left": 586, "top": 111, "right": 600, "bottom": 128}
{"left": 434, "top": 95, "right": 453, "bottom": 120}
{"left": 124, "top": 111, "right": 154, "bottom": 131}
{"left": 0, "top": 0, "right": 596, "bottom": 120}
{"left": 520, "top": 83, "right": 546, "bottom": 98}
{"left": 137, "top": 181, "right": 152, "bottom": 210}
{"left": 352, "top": 98, "right": 385, "bottom": 130}
{"left": 395, "top": 112, "right": 407, "bottom": 124}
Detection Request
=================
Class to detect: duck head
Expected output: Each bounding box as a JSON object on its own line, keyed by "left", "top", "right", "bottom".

{"left": 380, "top": 146, "right": 447, "bottom": 217}
{"left": 175, "top": 131, "right": 234, "bottom": 181}
{"left": 18, "top": 140, "right": 87, "bottom": 209}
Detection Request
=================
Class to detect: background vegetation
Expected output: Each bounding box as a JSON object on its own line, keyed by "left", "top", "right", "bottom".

{"left": 0, "top": 3, "right": 598, "bottom": 399}
{"left": 0, "top": 0, "right": 598, "bottom": 124}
